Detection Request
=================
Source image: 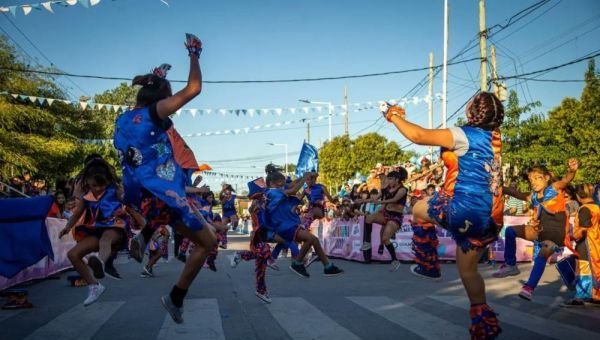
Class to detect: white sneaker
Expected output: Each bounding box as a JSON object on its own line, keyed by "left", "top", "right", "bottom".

{"left": 361, "top": 242, "right": 372, "bottom": 251}
{"left": 492, "top": 264, "right": 520, "bottom": 278}
{"left": 255, "top": 291, "right": 272, "bottom": 304}
{"left": 83, "top": 283, "right": 105, "bottom": 306}
{"left": 229, "top": 252, "right": 242, "bottom": 268}
{"left": 390, "top": 260, "right": 401, "bottom": 272}
{"left": 267, "top": 259, "right": 280, "bottom": 271}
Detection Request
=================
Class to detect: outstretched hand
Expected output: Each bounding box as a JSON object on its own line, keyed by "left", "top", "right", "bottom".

{"left": 185, "top": 33, "right": 203, "bottom": 58}
{"left": 567, "top": 158, "right": 579, "bottom": 172}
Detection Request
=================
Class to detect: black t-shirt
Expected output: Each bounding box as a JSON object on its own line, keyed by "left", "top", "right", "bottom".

{"left": 575, "top": 206, "right": 592, "bottom": 259}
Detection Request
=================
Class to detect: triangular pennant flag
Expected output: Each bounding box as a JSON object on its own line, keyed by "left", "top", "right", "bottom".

{"left": 412, "top": 96, "right": 420, "bottom": 104}
{"left": 284, "top": 121, "right": 291, "bottom": 125}
{"left": 289, "top": 108, "right": 296, "bottom": 114}
{"left": 260, "top": 109, "right": 269, "bottom": 115}
{"left": 78, "top": 0, "right": 90, "bottom": 8}
{"left": 62, "top": 99, "right": 71, "bottom": 105}
{"left": 47, "top": 98, "right": 55, "bottom": 106}
{"left": 275, "top": 122, "right": 281, "bottom": 127}
{"left": 248, "top": 109, "right": 255, "bottom": 117}
{"left": 189, "top": 108, "right": 198, "bottom": 117}
{"left": 10, "top": 93, "right": 18, "bottom": 99}
{"left": 316, "top": 106, "right": 323, "bottom": 113}
{"left": 90, "top": 0, "right": 101, "bottom": 6}
{"left": 302, "top": 107, "right": 309, "bottom": 114}
{"left": 96, "top": 103, "right": 104, "bottom": 110}
{"left": 223, "top": 130, "right": 231, "bottom": 134}
{"left": 243, "top": 127, "right": 250, "bottom": 133}
{"left": 80, "top": 101, "right": 88, "bottom": 110}
{"left": 234, "top": 129, "right": 241, "bottom": 134}
{"left": 214, "top": 131, "right": 221, "bottom": 135}
{"left": 27, "top": 96, "right": 36, "bottom": 102}
{"left": 240, "top": 109, "right": 247, "bottom": 116}
{"left": 235, "top": 110, "right": 240, "bottom": 116}
{"left": 205, "top": 109, "right": 212, "bottom": 115}
{"left": 219, "top": 109, "right": 227, "bottom": 116}
{"left": 275, "top": 108, "right": 283, "bottom": 116}
{"left": 66, "top": 0, "right": 78, "bottom": 6}
{"left": 264, "top": 124, "right": 272, "bottom": 128}
{"left": 22, "top": 5, "right": 33, "bottom": 15}
{"left": 105, "top": 104, "right": 112, "bottom": 111}
{"left": 41, "top": 1, "right": 54, "bottom": 13}
{"left": 9, "top": 6, "right": 17, "bottom": 16}
{"left": 175, "top": 109, "right": 182, "bottom": 116}
{"left": 36, "top": 97, "right": 46, "bottom": 105}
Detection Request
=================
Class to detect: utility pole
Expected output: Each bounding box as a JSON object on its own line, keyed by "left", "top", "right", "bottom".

{"left": 344, "top": 86, "right": 349, "bottom": 136}
{"left": 306, "top": 121, "right": 311, "bottom": 143}
{"left": 479, "top": 0, "right": 488, "bottom": 92}
{"left": 428, "top": 52, "right": 434, "bottom": 159}
{"left": 442, "top": 0, "right": 449, "bottom": 128}
{"left": 491, "top": 45, "right": 498, "bottom": 97}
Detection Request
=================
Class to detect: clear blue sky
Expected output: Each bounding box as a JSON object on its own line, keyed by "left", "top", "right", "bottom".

{"left": 2, "top": 0, "right": 599, "bottom": 189}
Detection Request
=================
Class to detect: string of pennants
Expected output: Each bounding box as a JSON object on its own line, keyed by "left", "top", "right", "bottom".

{"left": 0, "top": 91, "right": 131, "bottom": 113}
{"left": 80, "top": 111, "right": 349, "bottom": 145}
{"left": 202, "top": 171, "right": 262, "bottom": 181}
{"left": 0, "top": 90, "right": 441, "bottom": 118}
{"left": 0, "top": 0, "right": 169, "bottom": 17}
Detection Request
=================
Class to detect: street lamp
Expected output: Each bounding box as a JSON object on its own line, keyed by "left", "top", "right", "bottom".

{"left": 298, "top": 99, "right": 333, "bottom": 142}
{"left": 267, "top": 143, "right": 289, "bottom": 175}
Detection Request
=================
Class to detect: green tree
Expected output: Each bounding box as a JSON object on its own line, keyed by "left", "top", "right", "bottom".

{"left": 319, "top": 132, "right": 412, "bottom": 190}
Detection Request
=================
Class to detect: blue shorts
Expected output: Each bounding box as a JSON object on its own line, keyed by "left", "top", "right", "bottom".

{"left": 276, "top": 226, "right": 298, "bottom": 243}
{"left": 223, "top": 210, "right": 237, "bottom": 219}
{"left": 428, "top": 190, "right": 499, "bottom": 252}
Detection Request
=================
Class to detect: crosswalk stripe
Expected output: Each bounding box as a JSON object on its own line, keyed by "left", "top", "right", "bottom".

{"left": 348, "top": 296, "right": 465, "bottom": 340}
{"left": 157, "top": 299, "right": 225, "bottom": 340}
{"left": 24, "top": 301, "right": 124, "bottom": 340}
{"left": 267, "top": 297, "right": 361, "bottom": 340}
{"left": 523, "top": 295, "right": 600, "bottom": 320}
{"left": 0, "top": 310, "right": 23, "bottom": 322}
{"left": 431, "top": 295, "right": 599, "bottom": 339}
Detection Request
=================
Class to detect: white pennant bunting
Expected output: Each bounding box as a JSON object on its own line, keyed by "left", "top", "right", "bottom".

{"left": 189, "top": 108, "right": 198, "bottom": 117}
{"left": 96, "top": 103, "right": 104, "bottom": 110}
{"left": 90, "top": 0, "right": 101, "bottom": 6}
{"left": 66, "top": 0, "right": 78, "bottom": 5}
{"left": 47, "top": 98, "right": 55, "bottom": 106}
{"left": 28, "top": 96, "right": 37, "bottom": 102}
{"left": 243, "top": 127, "right": 250, "bottom": 133}
{"left": 275, "top": 108, "right": 282, "bottom": 116}
{"left": 175, "top": 109, "right": 182, "bottom": 116}
{"left": 22, "top": 5, "right": 33, "bottom": 15}
{"left": 41, "top": 1, "right": 53, "bottom": 13}
{"left": 80, "top": 101, "right": 88, "bottom": 109}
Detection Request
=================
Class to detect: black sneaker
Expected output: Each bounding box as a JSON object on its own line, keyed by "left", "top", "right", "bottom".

{"left": 140, "top": 265, "right": 154, "bottom": 278}
{"left": 87, "top": 256, "right": 105, "bottom": 279}
{"left": 177, "top": 253, "right": 187, "bottom": 263}
{"left": 377, "top": 245, "right": 384, "bottom": 255}
{"left": 323, "top": 264, "right": 344, "bottom": 277}
{"left": 104, "top": 263, "right": 122, "bottom": 280}
{"left": 289, "top": 262, "right": 310, "bottom": 278}
{"left": 207, "top": 261, "right": 217, "bottom": 272}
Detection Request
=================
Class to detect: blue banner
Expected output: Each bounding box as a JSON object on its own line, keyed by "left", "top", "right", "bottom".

{"left": 0, "top": 196, "right": 54, "bottom": 278}
{"left": 295, "top": 142, "right": 319, "bottom": 177}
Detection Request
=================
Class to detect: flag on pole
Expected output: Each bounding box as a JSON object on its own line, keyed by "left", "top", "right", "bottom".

{"left": 295, "top": 142, "right": 319, "bottom": 177}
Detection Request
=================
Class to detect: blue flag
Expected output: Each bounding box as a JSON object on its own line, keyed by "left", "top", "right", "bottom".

{"left": 0, "top": 196, "right": 54, "bottom": 278}
{"left": 295, "top": 142, "right": 319, "bottom": 177}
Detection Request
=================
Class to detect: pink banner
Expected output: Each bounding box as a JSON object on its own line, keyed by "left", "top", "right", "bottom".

{"left": 0, "top": 218, "right": 75, "bottom": 290}
{"left": 316, "top": 215, "right": 568, "bottom": 263}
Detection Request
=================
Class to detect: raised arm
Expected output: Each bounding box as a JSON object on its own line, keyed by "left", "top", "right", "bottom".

{"left": 553, "top": 158, "right": 578, "bottom": 191}
{"left": 156, "top": 34, "right": 203, "bottom": 120}
{"left": 383, "top": 105, "right": 455, "bottom": 149}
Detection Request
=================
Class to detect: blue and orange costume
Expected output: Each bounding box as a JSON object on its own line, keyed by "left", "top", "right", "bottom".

{"left": 73, "top": 184, "right": 129, "bottom": 243}
{"left": 113, "top": 105, "right": 205, "bottom": 233}
{"left": 573, "top": 202, "right": 600, "bottom": 303}
{"left": 266, "top": 187, "right": 301, "bottom": 258}
{"left": 221, "top": 194, "right": 238, "bottom": 219}
{"left": 426, "top": 126, "right": 503, "bottom": 338}
{"left": 301, "top": 183, "right": 326, "bottom": 230}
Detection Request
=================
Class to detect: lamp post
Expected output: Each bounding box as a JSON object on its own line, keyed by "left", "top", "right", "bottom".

{"left": 298, "top": 99, "right": 333, "bottom": 142}
{"left": 267, "top": 143, "right": 288, "bottom": 176}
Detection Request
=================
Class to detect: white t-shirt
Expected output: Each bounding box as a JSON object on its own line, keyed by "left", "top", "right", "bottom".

{"left": 448, "top": 126, "right": 469, "bottom": 156}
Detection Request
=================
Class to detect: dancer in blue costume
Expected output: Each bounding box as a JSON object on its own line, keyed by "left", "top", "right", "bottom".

{"left": 113, "top": 33, "right": 216, "bottom": 324}
{"left": 264, "top": 164, "right": 344, "bottom": 278}
{"left": 59, "top": 158, "right": 130, "bottom": 306}
{"left": 381, "top": 92, "right": 505, "bottom": 339}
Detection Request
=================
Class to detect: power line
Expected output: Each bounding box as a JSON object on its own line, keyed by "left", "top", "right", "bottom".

{"left": 510, "top": 77, "right": 585, "bottom": 83}
{"left": 499, "top": 50, "right": 600, "bottom": 81}
{"left": 0, "top": 58, "right": 480, "bottom": 84}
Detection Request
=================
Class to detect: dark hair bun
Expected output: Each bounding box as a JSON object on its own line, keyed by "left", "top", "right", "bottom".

{"left": 132, "top": 74, "right": 160, "bottom": 88}
{"left": 265, "top": 164, "right": 281, "bottom": 175}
